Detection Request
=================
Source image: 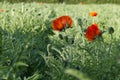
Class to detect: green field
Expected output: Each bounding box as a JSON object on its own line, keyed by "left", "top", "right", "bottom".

{"left": 0, "top": 2, "right": 120, "bottom": 80}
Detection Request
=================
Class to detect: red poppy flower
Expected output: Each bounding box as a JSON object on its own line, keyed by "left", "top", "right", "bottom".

{"left": 39, "top": 2, "right": 43, "bottom": 5}
{"left": 85, "top": 24, "right": 101, "bottom": 41}
{"left": 80, "top": 2, "right": 83, "bottom": 4}
{"left": 1, "top": 9, "right": 5, "bottom": 12}
{"left": 52, "top": 16, "right": 73, "bottom": 31}
{"left": 90, "top": 12, "right": 97, "bottom": 17}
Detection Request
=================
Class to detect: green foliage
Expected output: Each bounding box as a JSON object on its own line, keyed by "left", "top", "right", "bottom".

{"left": 0, "top": 27, "right": 2, "bottom": 54}
{"left": 0, "top": 2, "right": 120, "bottom": 80}
{"left": 65, "top": 69, "right": 90, "bottom": 80}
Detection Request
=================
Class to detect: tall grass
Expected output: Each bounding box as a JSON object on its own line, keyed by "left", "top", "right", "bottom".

{"left": 0, "top": 2, "right": 120, "bottom": 80}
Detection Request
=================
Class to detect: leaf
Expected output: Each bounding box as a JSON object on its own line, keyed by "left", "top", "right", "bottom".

{"left": 15, "top": 61, "right": 28, "bottom": 67}
{"left": 25, "top": 73, "right": 42, "bottom": 80}
{"left": 65, "top": 69, "right": 91, "bottom": 80}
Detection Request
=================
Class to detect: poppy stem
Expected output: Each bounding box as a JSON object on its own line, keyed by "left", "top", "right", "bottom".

{"left": 108, "top": 34, "right": 113, "bottom": 55}
{"left": 69, "top": 44, "right": 72, "bottom": 63}
{"left": 93, "top": 17, "right": 95, "bottom": 23}
{"left": 47, "top": 44, "right": 51, "bottom": 56}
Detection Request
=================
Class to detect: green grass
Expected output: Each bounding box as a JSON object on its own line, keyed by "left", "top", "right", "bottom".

{"left": 0, "top": 2, "right": 120, "bottom": 80}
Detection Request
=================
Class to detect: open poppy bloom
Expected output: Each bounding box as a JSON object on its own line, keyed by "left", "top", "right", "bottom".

{"left": 85, "top": 24, "right": 101, "bottom": 41}
{"left": 90, "top": 12, "right": 97, "bottom": 17}
{"left": 52, "top": 16, "right": 73, "bottom": 31}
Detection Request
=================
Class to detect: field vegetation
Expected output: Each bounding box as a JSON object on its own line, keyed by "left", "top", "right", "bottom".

{"left": 0, "top": 1, "right": 120, "bottom": 80}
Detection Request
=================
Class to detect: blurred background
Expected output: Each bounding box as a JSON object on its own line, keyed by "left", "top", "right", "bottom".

{"left": 1, "top": 0, "right": 120, "bottom": 4}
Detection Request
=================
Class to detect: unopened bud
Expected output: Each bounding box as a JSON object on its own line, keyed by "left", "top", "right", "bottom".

{"left": 108, "top": 27, "right": 114, "bottom": 34}
{"left": 59, "top": 34, "right": 63, "bottom": 40}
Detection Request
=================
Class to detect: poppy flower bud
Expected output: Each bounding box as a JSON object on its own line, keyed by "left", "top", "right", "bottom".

{"left": 74, "top": 65, "right": 80, "bottom": 70}
{"left": 70, "top": 37, "right": 74, "bottom": 44}
{"left": 26, "top": 9, "right": 28, "bottom": 11}
{"left": 12, "top": 38, "right": 16, "bottom": 42}
{"left": 13, "top": 9, "right": 15, "bottom": 11}
{"left": 117, "top": 43, "right": 120, "bottom": 50}
{"left": 71, "top": 39, "right": 74, "bottom": 44}
{"left": 84, "top": 29, "right": 87, "bottom": 32}
{"left": 108, "top": 27, "right": 114, "bottom": 34}
{"left": 77, "top": 18, "right": 83, "bottom": 27}
{"left": 64, "top": 36, "right": 74, "bottom": 44}
{"left": 64, "top": 36, "right": 69, "bottom": 43}
{"left": 34, "top": 9, "right": 37, "bottom": 12}
{"left": 63, "top": 59, "right": 69, "bottom": 67}
{"left": 59, "top": 34, "right": 63, "bottom": 40}
{"left": 38, "top": 13, "right": 41, "bottom": 16}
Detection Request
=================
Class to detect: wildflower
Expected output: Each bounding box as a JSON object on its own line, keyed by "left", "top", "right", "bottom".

{"left": 52, "top": 19, "right": 63, "bottom": 31}
{"left": 1, "top": 9, "right": 5, "bottom": 12}
{"left": 80, "top": 2, "right": 83, "bottom": 4}
{"left": 90, "top": 12, "right": 97, "bottom": 17}
{"left": 52, "top": 16, "right": 73, "bottom": 31}
{"left": 39, "top": 2, "right": 43, "bottom": 5}
{"left": 85, "top": 23, "right": 101, "bottom": 41}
